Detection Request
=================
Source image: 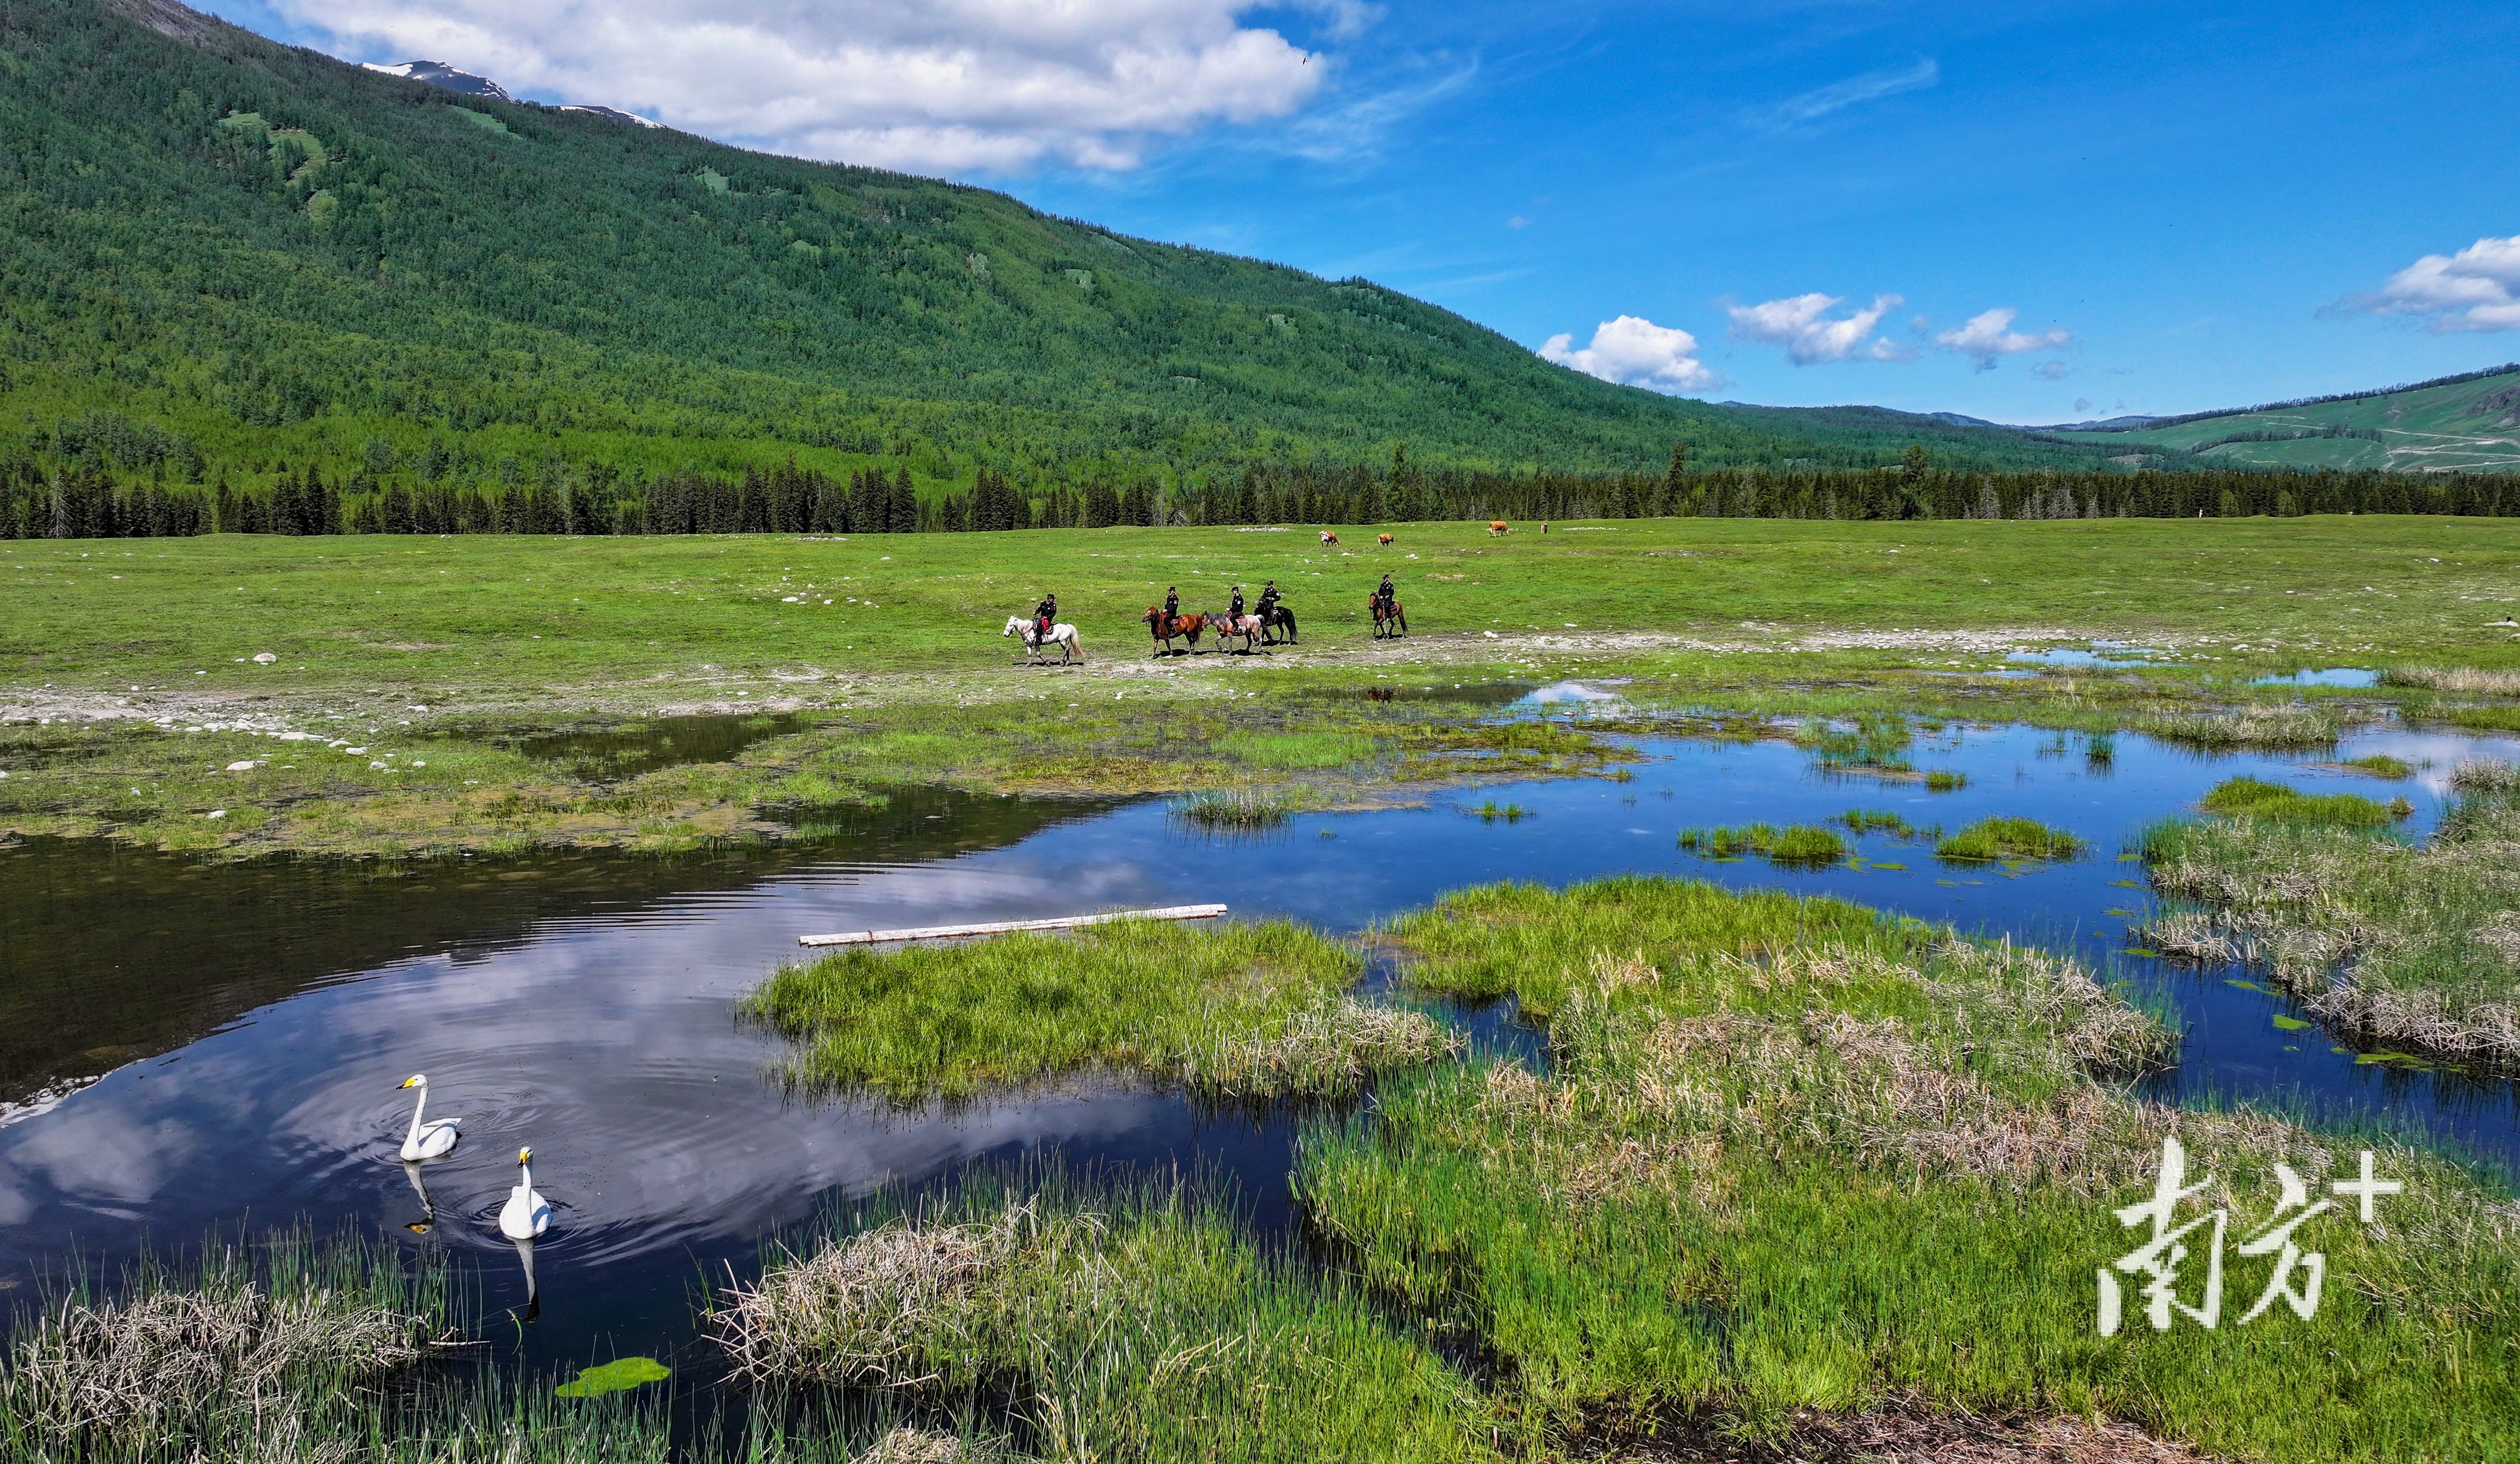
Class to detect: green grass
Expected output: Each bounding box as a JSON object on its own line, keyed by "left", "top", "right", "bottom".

{"left": 1924, "top": 769, "right": 1968, "bottom": 791}
{"left": 712, "top": 1164, "right": 1497, "bottom": 1463}
{"left": 2199, "top": 776, "right": 2400, "bottom": 828}
{"left": 6, "top": 517, "right": 2520, "bottom": 859}
{"left": 1679, "top": 822, "right": 1848, "bottom": 866}
{"left": 2145, "top": 761, "right": 2520, "bottom": 1062}
{"left": 1934, "top": 816, "right": 2085, "bottom": 862}
{"left": 2339, "top": 753, "right": 2414, "bottom": 779}
{"left": 1303, "top": 877, "right": 2520, "bottom": 1460}
{"left": 744, "top": 918, "right": 1454, "bottom": 1103}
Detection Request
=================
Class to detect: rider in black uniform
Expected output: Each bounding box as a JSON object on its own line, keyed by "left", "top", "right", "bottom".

{"left": 1375, "top": 573, "right": 1395, "bottom": 614}
{"left": 1162, "top": 586, "right": 1180, "bottom": 635}
{"left": 1034, "top": 592, "right": 1057, "bottom": 640}
{"left": 1256, "top": 581, "right": 1280, "bottom": 618}
{"left": 1229, "top": 586, "right": 1245, "bottom": 619}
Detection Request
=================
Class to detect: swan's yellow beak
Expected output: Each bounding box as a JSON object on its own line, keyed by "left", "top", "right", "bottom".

{"left": 399, "top": 1077, "right": 420, "bottom": 1089}
{"left": 518, "top": 1147, "right": 532, "bottom": 1164}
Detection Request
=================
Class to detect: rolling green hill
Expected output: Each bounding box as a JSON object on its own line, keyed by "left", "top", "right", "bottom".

{"left": 0, "top": 0, "right": 2111, "bottom": 498}
{"left": 2051, "top": 365, "right": 2520, "bottom": 473}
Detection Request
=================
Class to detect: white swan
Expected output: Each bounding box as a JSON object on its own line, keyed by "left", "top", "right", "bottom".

{"left": 500, "top": 1146, "right": 551, "bottom": 1240}
{"left": 397, "top": 1075, "right": 460, "bottom": 1161}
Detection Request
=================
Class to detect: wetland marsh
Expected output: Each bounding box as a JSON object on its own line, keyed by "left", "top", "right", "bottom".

{"left": 9, "top": 517, "right": 2520, "bottom": 1459}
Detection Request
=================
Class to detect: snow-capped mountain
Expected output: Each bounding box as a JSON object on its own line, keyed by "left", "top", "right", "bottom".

{"left": 362, "top": 60, "right": 662, "bottom": 127}
{"left": 361, "top": 60, "right": 512, "bottom": 103}
{"left": 558, "top": 103, "right": 663, "bottom": 129}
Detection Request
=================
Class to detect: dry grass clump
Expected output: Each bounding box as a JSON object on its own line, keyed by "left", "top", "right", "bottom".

{"left": 851, "top": 1428, "right": 998, "bottom": 1464}
{"left": 0, "top": 1232, "right": 455, "bottom": 1456}
{"left": 1179, "top": 997, "right": 1460, "bottom": 1098}
{"left": 714, "top": 1206, "right": 1032, "bottom": 1387}
{"left": 2453, "top": 758, "right": 2520, "bottom": 793}
{"left": 2381, "top": 665, "right": 2520, "bottom": 695}
{"left": 2135, "top": 703, "right": 2340, "bottom": 750}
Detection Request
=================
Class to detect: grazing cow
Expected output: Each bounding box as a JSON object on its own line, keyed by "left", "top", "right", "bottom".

{"left": 1319, "top": 529, "right": 1339, "bottom": 544}
{"left": 1488, "top": 521, "right": 1511, "bottom": 536}
{"left": 1377, "top": 533, "right": 1394, "bottom": 545}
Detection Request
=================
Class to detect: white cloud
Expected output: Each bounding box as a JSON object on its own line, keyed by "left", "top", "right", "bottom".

{"left": 2356, "top": 235, "right": 2520, "bottom": 331}
{"left": 1725, "top": 293, "right": 1906, "bottom": 365}
{"left": 1539, "top": 316, "right": 1725, "bottom": 393}
{"left": 1935, "top": 307, "right": 2071, "bottom": 369}
{"left": 2032, "top": 359, "right": 2072, "bottom": 381}
{"left": 1746, "top": 58, "right": 1938, "bottom": 130}
{"left": 279, "top": 0, "right": 1336, "bottom": 173}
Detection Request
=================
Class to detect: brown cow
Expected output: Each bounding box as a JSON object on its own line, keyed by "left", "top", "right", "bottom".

{"left": 1487, "top": 520, "right": 1510, "bottom": 536}
{"left": 1319, "top": 529, "right": 1339, "bottom": 544}
{"left": 1377, "top": 532, "right": 1394, "bottom": 545}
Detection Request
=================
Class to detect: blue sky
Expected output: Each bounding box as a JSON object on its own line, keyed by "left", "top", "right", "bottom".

{"left": 202, "top": 0, "right": 2520, "bottom": 423}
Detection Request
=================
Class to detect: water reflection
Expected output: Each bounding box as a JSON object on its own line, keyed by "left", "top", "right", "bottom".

{"left": 4, "top": 720, "right": 2520, "bottom": 1375}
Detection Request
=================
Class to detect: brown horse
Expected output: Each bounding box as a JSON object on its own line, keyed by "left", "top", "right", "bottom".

{"left": 1144, "top": 606, "right": 1208, "bottom": 655}
{"left": 1370, "top": 594, "right": 1407, "bottom": 639}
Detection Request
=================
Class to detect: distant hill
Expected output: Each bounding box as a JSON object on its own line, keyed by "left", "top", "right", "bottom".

{"left": 2047, "top": 366, "right": 2520, "bottom": 473}
{"left": 0, "top": 0, "right": 2108, "bottom": 496}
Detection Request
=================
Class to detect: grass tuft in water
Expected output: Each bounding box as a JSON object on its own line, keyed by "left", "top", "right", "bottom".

{"left": 2381, "top": 665, "right": 2520, "bottom": 696}
{"left": 1169, "top": 786, "right": 1302, "bottom": 832}
{"left": 1679, "top": 822, "right": 1847, "bottom": 867}
{"left": 2199, "top": 776, "right": 2399, "bottom": 828}
{"left": 1933, "top": 816, "right": 2084, "bottom": 862}
{"left": 747, "top": 918, "right": 1450, "bottom": 1103}
{"left": 2137, "top": 703, "right": 2341, "bottom": 750}
{"left": 1923, "top": 769, "right": 1968, "bottom": 792}
{"left": 2338, "top": 753, "right": 2413, "bottom": 780}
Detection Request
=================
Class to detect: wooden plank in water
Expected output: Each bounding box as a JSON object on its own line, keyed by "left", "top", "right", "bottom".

{"left": 798, "top": 903, "right": 1228, "bottom": 948}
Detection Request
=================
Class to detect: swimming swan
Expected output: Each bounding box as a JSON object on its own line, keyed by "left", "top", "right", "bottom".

{"left": 500, "top": 1147, "right": 551, "bottom": 1240}
{"left": 396, "top": 1075, "right": 460, "bottom": 1161}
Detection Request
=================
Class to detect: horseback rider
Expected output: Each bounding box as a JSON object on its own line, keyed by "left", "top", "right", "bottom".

{"left": 1229, "top": 585, "right": 1245, "bottom": 620}
{"left": 1162, "top": 585, "right": 1180, "bottom": 636}
{"left": 1375, "top": 572, "right": 1395, "bottom": 615}
{"left": 1256, "top": 580, "right": 1280, "bottom": 619}
{"left": 1034, "top": 591, "right": 1057, "bottom": 642}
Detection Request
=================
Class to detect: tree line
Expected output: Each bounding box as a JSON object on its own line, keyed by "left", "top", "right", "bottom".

{"left": 11, "top": 447, "right": 2520, "bottom": 541}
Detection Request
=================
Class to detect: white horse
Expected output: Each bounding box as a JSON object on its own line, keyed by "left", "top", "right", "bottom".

{"left": 1004, "top": 615, "right": 1085, "bottom": 664}
{"left": 1210, "top": 613, "right": 1264, "bottom": 652}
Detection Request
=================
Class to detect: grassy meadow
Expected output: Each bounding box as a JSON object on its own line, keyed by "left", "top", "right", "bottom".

{"left": 5, "top": 514, "right": 2520, "bottom": 859}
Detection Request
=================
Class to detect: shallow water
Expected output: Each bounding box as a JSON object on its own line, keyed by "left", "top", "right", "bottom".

{"left": 3, "top": 716, "right": 2518, "bottom": 1385}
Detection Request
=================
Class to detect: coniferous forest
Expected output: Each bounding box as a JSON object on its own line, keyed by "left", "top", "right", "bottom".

{"left": 3, "top": 0, "right": 2514, "bottom": 540}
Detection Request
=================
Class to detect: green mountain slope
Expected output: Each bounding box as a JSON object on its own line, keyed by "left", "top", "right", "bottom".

{"left": 2053, "top": 366, "right": 2520, "bottom": 473}
{"left": 0, "top": 0, "right": 2106, "bottom": 494}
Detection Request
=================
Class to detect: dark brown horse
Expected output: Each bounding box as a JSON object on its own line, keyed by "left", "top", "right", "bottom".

{"left": 1144, "top": 606, "right": 1208, "bottom": 655}
{"left": 1370, "top": 594, "right": 1407, "bottom": 639}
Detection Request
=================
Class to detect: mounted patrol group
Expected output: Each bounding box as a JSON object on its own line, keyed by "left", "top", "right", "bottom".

{"left": 1003, "top": 572, "right": 1407, "bottom": 665}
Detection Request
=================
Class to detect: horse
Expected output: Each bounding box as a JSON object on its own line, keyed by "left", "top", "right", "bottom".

{"left": 1211, "top": 612, "right": 1265, "bottom": 652}
{"left": 1487, "top": 520, "right": 1510, "bottom": 537}
{"left": 1003, "top": 615, "right": 1085, "bottom": 664}
{"left": 1370, "top": 594, "right": 1408, "bottom": 639}
{"left": 1259, "top": 604, "right": 1299, "bottom": 645}
{"left": 1377, "top": 532, "right": 1394, "bottom": 545}
{"left": 1143, "top": 606, "right": 1208, "bottom": 655}
{"left": 1319, "top": 530, "right": 1339, "bottom": 544}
